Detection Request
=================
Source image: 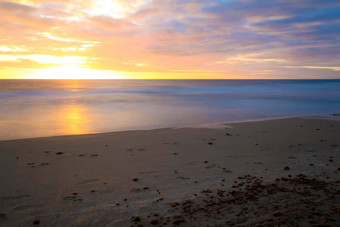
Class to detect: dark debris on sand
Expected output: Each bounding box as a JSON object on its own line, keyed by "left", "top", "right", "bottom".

{"left": 0, "top": 213, "right": 7, "bottom": 220}
{"left": 63, "top": 193, "right": 82, "bottom": 202}
{"left": 131, "top": 174, "right": 340, "bottom": 226}
{"left": 33, "top": 218, "right": 40, "bottom": 225}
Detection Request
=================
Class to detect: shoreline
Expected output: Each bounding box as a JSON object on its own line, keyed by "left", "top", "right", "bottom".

{"left": 0, "top": 113, "right": 339, "bottom": 226}
{"left": 1, "top": 112, "right": 339, "bottom": 142}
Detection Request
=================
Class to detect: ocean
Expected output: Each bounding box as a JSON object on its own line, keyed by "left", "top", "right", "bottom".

{"left": 0, "top": 79, "right": 340, "bottom": 141}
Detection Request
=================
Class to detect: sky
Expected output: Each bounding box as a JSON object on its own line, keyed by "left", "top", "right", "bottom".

{"left": 0, "top": 0, "right": 339, "bottom": 79}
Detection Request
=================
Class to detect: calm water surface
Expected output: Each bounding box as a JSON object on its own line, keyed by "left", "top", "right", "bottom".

{"left": 0, "top": 79, "right": 340, "bottom": 140}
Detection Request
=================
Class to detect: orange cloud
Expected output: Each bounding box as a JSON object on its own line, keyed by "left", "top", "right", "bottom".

{"left": 0, "top": 0, "right": 339, "bottom": 79}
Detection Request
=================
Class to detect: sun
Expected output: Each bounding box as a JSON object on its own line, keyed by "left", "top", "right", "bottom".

{"left": 27, "top": 64, "right": 125, "bottom": 79}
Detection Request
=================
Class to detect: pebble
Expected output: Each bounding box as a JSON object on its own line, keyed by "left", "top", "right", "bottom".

{"left": 150, "top": 218, "right": 159, "bottom": 225}
{"left": 131, "top": 216, "right": 141, "bottom": 222}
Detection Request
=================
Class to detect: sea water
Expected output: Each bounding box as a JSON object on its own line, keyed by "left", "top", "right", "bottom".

{"left": 0, "top": 79, "right": 340, "bottom": 140}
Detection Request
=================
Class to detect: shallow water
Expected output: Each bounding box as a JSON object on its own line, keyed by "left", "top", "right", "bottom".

{"left": 0, "top": 79, "right": 340, "bottom": 140}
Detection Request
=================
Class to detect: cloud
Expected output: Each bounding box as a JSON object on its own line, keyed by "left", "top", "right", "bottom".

{"left": 0, "top": 0, "right": 339, "bottom": 78}
{"left": 285, "top": 66, "right": 340, "bottom": 71}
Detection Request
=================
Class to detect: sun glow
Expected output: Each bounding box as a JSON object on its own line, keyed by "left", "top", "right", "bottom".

{"left": 86, "top": 0, "right": 141, "bottom": 18}
{"left": 61, "top": 104, "right": 90, "bottom": 135}
{"left": 28, "top": 64, "right": 125, "bottom": 79}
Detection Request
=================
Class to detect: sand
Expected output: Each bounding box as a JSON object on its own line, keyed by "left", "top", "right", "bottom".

{"left": 0, "top": 114, "right": 339, "bottom": 226}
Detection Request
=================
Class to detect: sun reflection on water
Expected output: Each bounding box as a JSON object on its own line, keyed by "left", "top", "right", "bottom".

{"left": 61, "top": 104, "right": 90, "bottom": 135}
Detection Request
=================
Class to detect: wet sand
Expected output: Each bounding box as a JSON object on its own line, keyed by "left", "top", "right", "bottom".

{"left": 0, "top": 114, "right": 339, "bottom": 226}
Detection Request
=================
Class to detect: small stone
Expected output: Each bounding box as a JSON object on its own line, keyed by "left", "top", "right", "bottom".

{"left": 131, "top": 216, "right": 141, "bottom": 222}
{"left": 284, "top": 166, "right": 290, "bottom": 170}
{"left": 173, "top": 217, "right": 185, "bottom": 225}
{"left": 56, "top": 152, "right": 63, "bottom": 155}
{"left": 202, "top": 189, "right": 212, "bottom": 193}
{"left": 170, "top": 202, "right": 179, "bottom": 207}
{"left": 133, "top": 178, "right": 139, "bottom": 182}
{"left": 33, "top": 218, "right": 40, "bottom": 225}
{"left": 273, "top": 211, "right": 282, "bottom": 217}
{"left": 150, "top": 218, "right": 159, "bottom": 225}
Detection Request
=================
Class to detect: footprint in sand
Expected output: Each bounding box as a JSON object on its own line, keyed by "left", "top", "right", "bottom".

{"left": 222, "top": 168, "right": 233, "bottom": 173}
{"left": 1, "top": 195, "right": 32, "bottom": 201}
{"left": 39, "top": 162, "right": 49, "bottom": 166}
{"left": 76, "top": 179, "right": 99, "bottom": 185}
{"left": 164, "top": 142, "right": 179, "bottom": 145}
{"left": 138, "top": 170, "right": 159, "bottom": 174}
{"left": 254, "top": 162, "right": 264, "bottom": 165}
{"left": 131, "top": 188, "right": 142, "bottom": 192}
{"left": 176, "top": 176, "right": 190, "bottom": 180}
{"left": 63, "top": 193, "right": 82, "bottom": 202}
{"left": 12, "top": 204, "right": 43, "bottom": 211}
{"left": 305, "top": 150, "right": 316, "bottom": 152}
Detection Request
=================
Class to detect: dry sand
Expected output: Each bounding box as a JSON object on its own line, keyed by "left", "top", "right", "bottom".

{"left": 0, "top": 114, "right": 339, "bottom": 226}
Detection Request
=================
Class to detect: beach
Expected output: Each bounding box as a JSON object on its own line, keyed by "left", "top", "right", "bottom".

{"left": 0, "top": 114, "right": 339, "bottom": 226}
